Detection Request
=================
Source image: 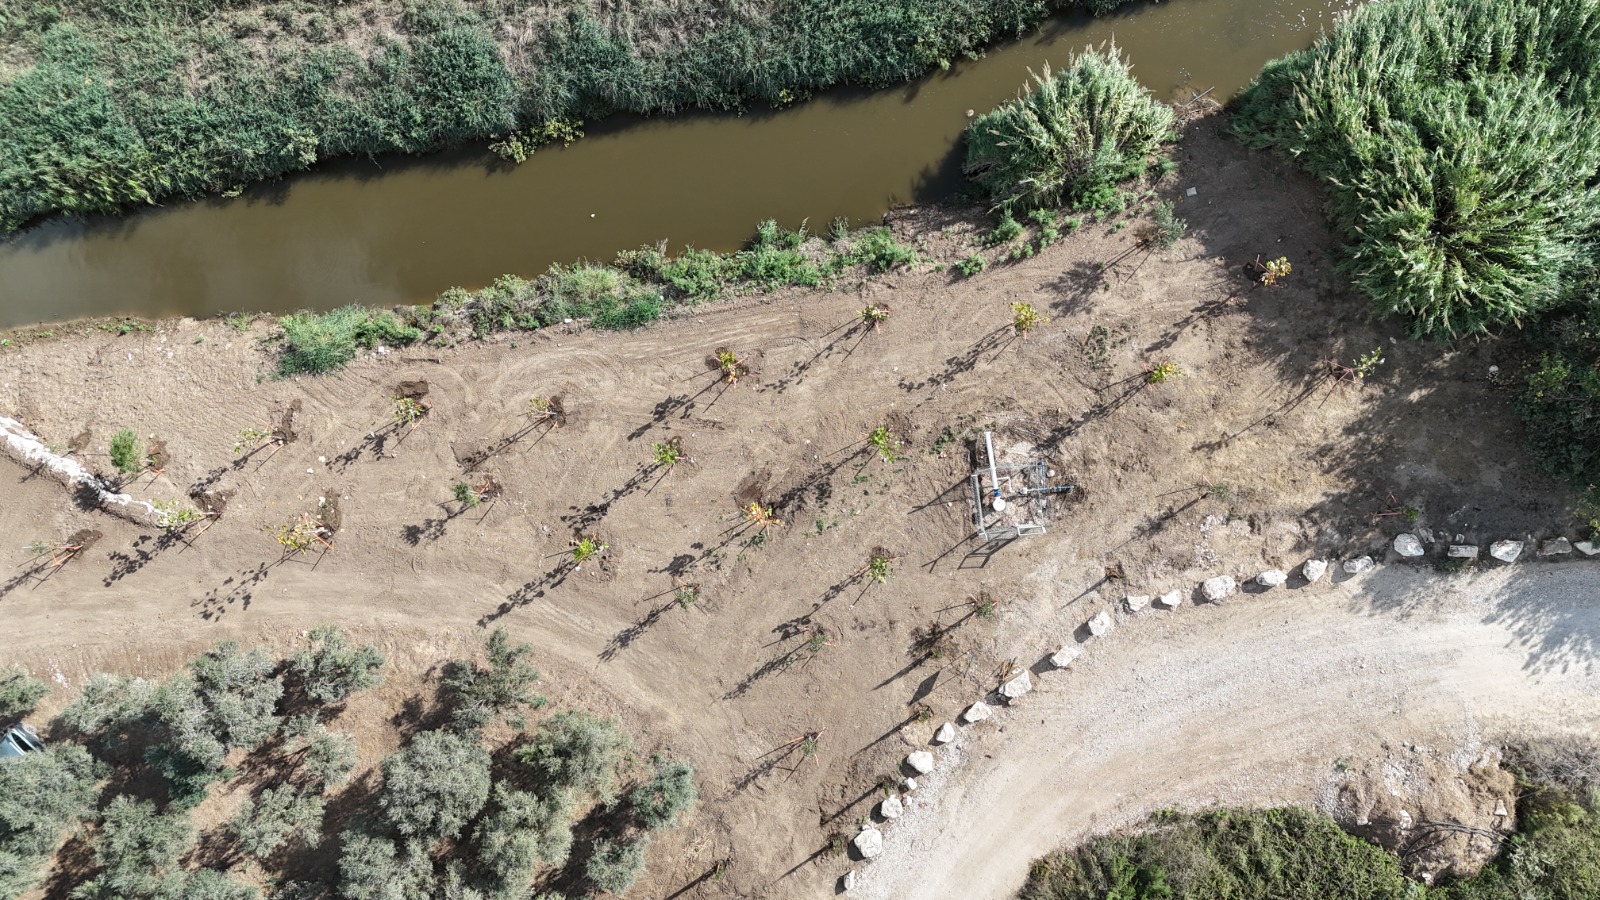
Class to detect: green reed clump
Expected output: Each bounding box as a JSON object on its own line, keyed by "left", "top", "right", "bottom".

{"left": 964, "top": 45, "right": 1176, "bottom": 213}
{"left": 1233, "top": 0, "right": 1600, "bottom": 340}
{"left": 276, "top": 307, "right": 421, "bottom": 377}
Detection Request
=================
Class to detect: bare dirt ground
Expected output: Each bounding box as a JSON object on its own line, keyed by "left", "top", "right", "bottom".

{"left": 0, "top": 118, "right": 1594, "bottom": 898}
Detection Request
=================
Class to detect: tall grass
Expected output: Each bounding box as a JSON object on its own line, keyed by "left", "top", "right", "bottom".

{"left": 1232, "top": 0, "right": 1600, "bottom": 339}
{"left": 0, "top": 0, "right": 1147, "bottom": 235}
{"left": 964, "top": 46, "right": 1175, "bottom": 212}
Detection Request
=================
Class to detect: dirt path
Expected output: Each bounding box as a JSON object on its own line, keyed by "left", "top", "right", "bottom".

{"left": 855, "top": 563, "right": 1600, "bottom": 900}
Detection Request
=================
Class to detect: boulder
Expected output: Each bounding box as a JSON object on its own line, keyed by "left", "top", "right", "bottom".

{"left": 932, "top": 722, "right": 955, "bottom": 745}
{"left": 842, "top": 871, "right": 858, "bottom": 892}
{"left": 961, "top": 701, "right": 991, "bottom": 724}
{"left": 1393, "top": 534, "right": 1425, "bottom": 558}
{"left": 1126, "top": 594, "right": 1151, "bottom": 612}
{"left": 1255, "top": 569, "right": 1287, "bottom": 588}
{"left": 1201, "top": 575, "right": 1236, "bottom": 602}
{"left": 1539, "top": 538, "right": 1573, "bottom": 557}
{"left": 878, "top": 795, "right": 903, "bottom": 820}
{"left": 1489, "top": 540, "right": 1523, "bottom": 563}
{"left": 1447, "top": 544, "right": 1479, "bottom": 559}
{"left": 905, "top": 751, "right": 935, "bottom": 774}
{"left": 852, "top": 828, "right": 883, "bottom": 859}
{"left": 1342, "top": 556, "right": 1374, "bottom": 575}
{"left": 1577, "top": 541, "right": 1600, "bottom": 557}
{"left": 999, "top": 671, "right": 1033, "bottom": 701}
{"left": 1087, "top": 610, "right": 1114, "bottom": 636}
{"left": 1049, "top": 646, "right": 1082, "bottom": 669}
{"left": 1156, "top": 590, "right": 1183, "bottom": 609}
{"left": 1302, "top": 559, "right": 1328, "bottom": 583}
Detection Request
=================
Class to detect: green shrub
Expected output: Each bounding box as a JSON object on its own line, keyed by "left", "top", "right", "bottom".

{"left": 337, "top": 833, "right": 436, "bottom": 900}
{"left": 379, "top": 730, "right": 492, "bottom": 840}
{"left": 168, "top": 869, "right": 261, "bottom": 900}
{"left": 983, "top": 212, "right": 1025, "bottom": 247}
{"left": 628, "top": 760, "right": 697, "bottom": 830}
{"left": 108, "top": 429, "right": 145, "bottom": 477}
{"left": 145, "top": 642, "right": 282, "bottom": 806}
{"left": 276, "top": 307, "right": 421, "bottom": 377}
{"left": 474, "top": 786, "right": 575, "bottom": 897}
{"left": 1434, "top": 792, "right": 1600, "bottom": 900}
{"left": 1232, "top": 0, "right": 1600, "bottom": 338}
{"left": 230, "top": 786, "right": 324, "bottom": 859}
{"left": 0, "top": 745, "right": 101, "bottom": 900}
{"left": 514, "top": 710, "right": 630, "bottom": 802}
{"left": 440, "top": 627, "right": 545, "bottom": 731}
{"left": 291, "top": 625, "right": 385, "bottom": 705}
{"left": 0, "top": 668, "right": 47, "bottom": 720}
{"left": 584, "top": 835, "right": 649, "bottom": 897}
{"left": 965, "top": 46, "right": 1175, "bottom": 213}
{"left": 1018, "top": 806, "right": 1408, "bottom": 900}
{"left": 734, "top": 220, "right": 824, "bottom": 288}
{"left": 955, "top": 253, "right": 988, "bottom": 277}
{"left": 294, "top": 724, "right": 358, "bottom": 788}
{"left": 657, "top": 248, "right": 730, "bottom": 300}
{"left": 850, "top": 228, "right": 919, "bottom": 273}
{"left": 58, "top": 673, "right": 156, "bottom": 739}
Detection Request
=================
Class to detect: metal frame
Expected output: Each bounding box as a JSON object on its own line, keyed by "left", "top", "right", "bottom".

{"left": 969, "top": 431, "right": 1067, "bottom": 541}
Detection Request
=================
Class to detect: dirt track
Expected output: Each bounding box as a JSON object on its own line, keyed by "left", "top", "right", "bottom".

{"left": 857, "top": 563, "right": 1600, "bottom": 900}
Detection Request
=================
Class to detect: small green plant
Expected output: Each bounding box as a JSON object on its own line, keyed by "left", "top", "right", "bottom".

{"left": 860, "top": 304, "right": 891, "bottom": 329}
{"left": 970, "top": 592, "right": 999, "bottom": 619}
{"left": 527, "top": 395, "right": 562, "bottom": 427}
{"left": 1354, "top": 348, "right": 1385, "bottom": 380}
{"left": 864, "top": 550, "right": 895, "bottom": 584}
{"left": 674, "top": 584, "right": 699, "bottom": 610}
{"left": 716, "top": 349, "right": 748, "bottom": 386}
{"left": 1011, "top": 302, "right": 1047, "bottom": 336}
{"left": 867, "top": 426, "right": 901, "bottom": 463}
{"left": 1258, "top": 255, "right": 1292, "bottom": 286}
{"left": 276, "top": 306, "right": 419, "bottom": 378}
{"left": 1146, "top": 360, "right": 1184, "bottom": 384}
{"left": 651, "top": 437, "right": 684, "bottom": 469}
{"left": 984, "top": 212, "right": 1025, "bottom": 247}
{"left": 829, "top": 216, "right": 851, "bottom": 241}
{"left": 1144, "top": 200, "right": 1186, "bottom": 249}
{"left": 108, "top": 428, "right": 145, "bottom": 476}
{"left": 272, "top": 513, "right": 328, "bottom": 555}
{"left": 392, "top": 397, "right": 426, "bottom": 428}
{"left": 955, "top": 253, "right": 988, "bottom": 277}
{"left": 232, "top": 427, "right": 273, "bottom": 454}
{"left": 571, "top": 535, "right": 607, "bottom": 566}
{"left": 153, "top": 500, "right": 202, "bottom": 532}
{"left": 452, "top": 481, "right": 482, "bottom": 508}
{"left": 743, "top": 502, "right": 781, "bottom": 531}
{"left": 852, "top": 227, "right": 919, "bottom": 272}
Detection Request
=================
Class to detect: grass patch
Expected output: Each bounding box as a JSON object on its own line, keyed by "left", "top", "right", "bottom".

{"left": 275, "top": 306, "right": 420, "bottom": 378}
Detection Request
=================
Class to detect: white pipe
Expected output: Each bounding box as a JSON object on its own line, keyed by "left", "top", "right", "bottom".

{"left": 983, "top": 431, "right": 1000, "bottom": 501}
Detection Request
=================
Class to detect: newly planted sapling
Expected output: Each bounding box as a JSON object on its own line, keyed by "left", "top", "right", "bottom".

{"left": 153, "top": 499, "right": 203, "bottom": 533}
{"left": 233, "top": 427, "right": 274, "bottom": 455}
{"left": 392, "top": 396, "right": 427, "bottom": 429}
{"left": 970, "top": 592, "right": 999, "bottom": 619}
{"left": 651, "top": 437, "right": 685, "bottom": 470}
{"left": 864, "top": 549, "right": 896, "bottom": 584}
{"left": 273, "top": 513, "right": 330, "bottom": 555}
{"left": 452, "top": 481, "right": 482, "bottom": 509}
{"left": 571, "top": 534, "right": 607, "bottom": 566}
{"left": 867, "top": 426, "right": 901, "bottom": 463}
{"left": 108, "top": 428, "right": 146, "bottom": 478}
{"left": 743, "top": 502, "right": 781, "bottom": 532}
{"left": 527, "top": 395, "right": 563, "bottom": 428}
{"left": 860, "top": 305, "right": 891, "bottom": 329}
{"left": 1145, "top": 360, "right": 1184, "bottom": 384}
{"left": 674, "top": 583, "right": 699, "bottom": 610}
{"left": 1011, "top": 302, "right": 1046, "bottom": 337}
{"left": 716, "top": 349, "right": 749, "bottom": 386}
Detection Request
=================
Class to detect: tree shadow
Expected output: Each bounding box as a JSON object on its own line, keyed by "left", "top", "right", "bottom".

{"left": 598, "top": 587, "right": 683, "bottom": 661}
{"left": 758, "top": 316, "right": 870, "bottom": 395}
{"left": 897, "top": 325, "right": 1019, "bottom": 392}
{"left": 477, "top": 555, "right": 581, "bottom": 626}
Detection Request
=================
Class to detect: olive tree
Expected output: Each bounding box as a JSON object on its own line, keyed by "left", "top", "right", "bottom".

{"left": 231, "top": 786, "right": 324, "bottom": 859}
{"left": 337, "top": 833, "right": 435, "bottom": 900}
{"left": 379, "top": 730, "right": 491, "bottom": 840}
{"left": 515, "top": 711, "right": 629, "bottom": 802}
{"left": 0, "top": 667, "right": 47, "bottom": 720}
{"left": 290, "top": 626, "right": 385, "bottom": 706}
{"left": 72, "top": 796, "right": 193, "bottom": 900}
{"left": 440, "top": 628, "right": 544, "bottom": 731}
{"left": 0, "top": 745, "right": 101, "bottom": 899}
{"left": 474, "top": 786, "right": 574, "bottom": 898}
{"left": 585, "top": 835, "right": 649, "bottom": 897}
{"left": 628, "top": 761, "right": 696, "bottom": 830}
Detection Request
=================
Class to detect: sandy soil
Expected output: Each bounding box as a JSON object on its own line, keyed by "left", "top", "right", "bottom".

{"left": 855, "top": 562, "right": 1600, "bottom": 899}
{"left": 0, "top": 119, "right": 1593, "bottom": 898}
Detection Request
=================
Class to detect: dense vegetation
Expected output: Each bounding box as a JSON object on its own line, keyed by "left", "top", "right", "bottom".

{"left": 1019, "top": 738, "right": 1600, "bottom": 900}
{"left": 1, "top": 626, "right": 694, "bottom": 900}
{"left": 0, "top": 0, "right": 1145, "bottom": 235}
{"left": 964, "top": 45, "right": 1175, "bottom": 213}
{"left": 1232, "top": 0, "right": 1600, "bottom": 516}
{"left": 271, "top": 219, "right": 924, "bottom": 376}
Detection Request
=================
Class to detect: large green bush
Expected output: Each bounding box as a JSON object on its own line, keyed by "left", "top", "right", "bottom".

{"left": 0, "top": 746, "right": 101, "bottom": 900}
{"left": 0, "top": 667, "right": 47, "bottom": 721}
{"left": 1519, "top": 295, "right": 1600, "bottom": 493}
{"left": 439, "top": 627, "right": 545, "bottom": 732}
{"left": 276, "top": 307, "right": 421, "bottom": 378}
{"left": 379, "top": 730, "right": 492, "bottom": 840}
{"left": 473, "top": 786, "right": 575, "bottom": 898}
{"left": 290, "top": 625, "right": 385, "bottom": 706}
{"left": 1233, "top": 0, "right": 1600, "bottom": 339}
{"left": 964, "top": 46, "right": 1175, "bottom": 213}
{"left": 514, "top": 711, "right": 630, "bottom": 802}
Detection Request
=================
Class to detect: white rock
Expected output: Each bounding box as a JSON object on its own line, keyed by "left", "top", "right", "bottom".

{"left": 1539, "top": 538, "right": 1573, "bottom": 556}
{"left": 932, "top": 722, "right": 955, "bottom": 745}
{"left": 1342, "top": 556, "right": 1374, "bottom": 575}
{"left": 1049, "top": 646, "right": 1082, "bottom": 669}
{"left": 1398, "top": 809, "right": 1413, "bottom": 831}
{"left": 905, "top": 751, "right": 935, "bottom": 774}
{"left": 1302, "top": 559, "right": 1328, "bottom": 583}
{"left": 1087, "top": 610, "right": 1114, "bottom": 636}
{"left": 1125, "top": 594, "right": 1151, "bottom": 612}
{"left": 1576, "top": 540, "right": 1600, "bottom": 557}
{"left": 1000, "top": 671, "right": 1033, "bottom": 701}
{"left": 961, "top": 702, "right": 991, "bottom": 724}
{"left": 1255, "top": 569, "right": 1287, "bottom": 587}
{"left": 901, "top": 778, "right": 918, "bottom": 792}
{"left": 852, "top": 828, "right": 883, "bottom": 859}
{"left": 1155, "top": 590, "right": 1183, "bottom": 609}
{"left": 878, "top": 795, "right": 903, "bottom": 820}
{"left": 842, "top": 870, "right": 858, "bottom": 891}
{"left": 1201, "top": 575, "right": 1236, "bottom": 602}
{"left": 1494, "top": 799, "right": 1508, "bottom": 817}
{"left": 1489, "top": 540, "right": 1523, "bottom": 563}
{"left": 1393, "top": 533, "right": 1425, "bottom": 557}
{"left": 1448, "top": 544, "right": 1479, "bottom": 559}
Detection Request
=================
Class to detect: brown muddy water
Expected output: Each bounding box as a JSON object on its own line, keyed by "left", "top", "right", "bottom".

{"left": 0, "top": 0, "right": 1357, "bottom": 330}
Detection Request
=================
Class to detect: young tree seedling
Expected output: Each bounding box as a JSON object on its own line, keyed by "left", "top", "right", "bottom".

{"left": 452, "top": 481, "right": 482, "bottom": 509}
{"left": 108, "top": 428, "right": 147, "bottom": 478}
{"left": 527, "top": 395, "right": 563, "bottom": 428}
{"left": 970, "top": 592, "right": 999, "bottom": 619}
{"left": 867, "top": 426, "right": 901, "bottom": 463}
{"left": 651, "top": 437, "right": 685, "bottom": 470}
{"left": 674, "top": 583, "right": 700, "bottom": 610}
{"left": 392, "top": 396, "right": 427, "bottom": 429}
{"left": 571, "top": 534, "right": 607, "bottom": 567}
{"left": 1145, "top": 360, "right": 1184, "bottom": 384}
{"left": 743, "top": 502, "right": 781, "bottom": 532}
{"left": 1011, "top": 302, "right": 1047, "bottom": 337}
{"left": 716, "top": 349, "right": 749, "bottom": 386}
{"left": 153, "top": 499, "right": 204, "bottom": 533}
{"left": 24, "top": 537, "right": 87, "bottom": 571}
{"left": 273, "top": 513, "right": 331, "bottom": 556}
{"left": 864, "top": 549, "right": 896, "bottom": 584}
{"left": 860, "top": 305, "right": 890, "bottom": 329}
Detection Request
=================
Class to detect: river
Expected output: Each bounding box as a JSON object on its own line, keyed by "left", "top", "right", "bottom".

{"left": 0, "top": 0, "right": 1354, "bottom": 330}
